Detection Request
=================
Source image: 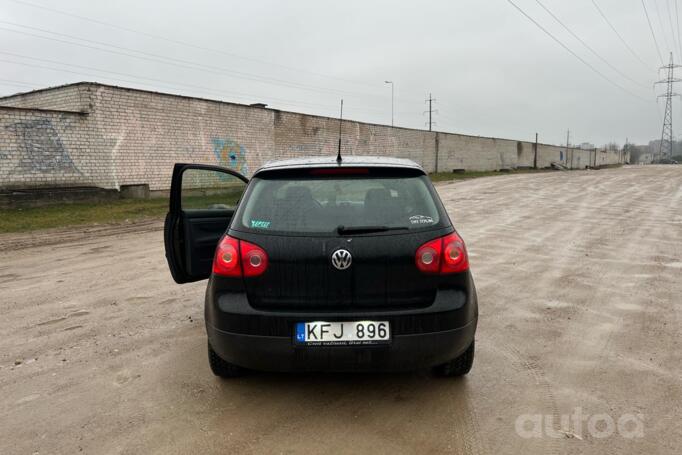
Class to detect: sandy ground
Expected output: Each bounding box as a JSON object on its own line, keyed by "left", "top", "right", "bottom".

{"left": 0, "top": 165, "right": 680, "bottom": 455}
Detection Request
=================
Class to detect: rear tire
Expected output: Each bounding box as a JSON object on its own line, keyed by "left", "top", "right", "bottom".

{"left": 208, "top": 342, "right": 246, "bottom": 378}
{"left": 433, "top": 340, "right": 474, "bottom": 377}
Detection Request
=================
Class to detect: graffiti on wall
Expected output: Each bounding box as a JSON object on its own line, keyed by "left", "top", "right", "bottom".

{"left": 212, "top": 138, "right": 248, "bottom": 174}
{"left": 5, "top": 118, "right": 81, "bottom": 174}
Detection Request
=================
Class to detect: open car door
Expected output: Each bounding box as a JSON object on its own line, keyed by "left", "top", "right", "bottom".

{"left": 164, "top": 163, "right": 249, "bottom": 284}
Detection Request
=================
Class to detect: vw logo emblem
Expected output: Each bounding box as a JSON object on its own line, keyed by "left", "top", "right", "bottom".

{"left": 331, "top": 249, "right": 352, "bottom": 270}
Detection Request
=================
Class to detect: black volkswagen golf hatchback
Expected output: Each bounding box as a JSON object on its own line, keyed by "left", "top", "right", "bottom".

{"left": 164, "top": 156, "right": 477, "bottom": 377}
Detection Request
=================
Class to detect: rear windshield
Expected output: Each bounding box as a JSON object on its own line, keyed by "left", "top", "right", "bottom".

{"left": 234, "top": 173, "right": 446, "bottom": 235}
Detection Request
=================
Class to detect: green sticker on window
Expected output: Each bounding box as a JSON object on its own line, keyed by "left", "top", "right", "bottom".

{"left": 251, "top": 220, "right": 271, "bottom": 229}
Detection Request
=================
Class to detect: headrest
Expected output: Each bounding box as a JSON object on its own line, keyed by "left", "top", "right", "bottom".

{"left": 284, "top": 185, "right": 313, "bottom": 201}
{"left": 365, "top": 188, "right": 391, "bottom": 204}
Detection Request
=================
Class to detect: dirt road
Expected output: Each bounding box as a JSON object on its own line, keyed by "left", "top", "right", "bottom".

{"left": 1, "top": 165, "right": 680, "bottom": 454}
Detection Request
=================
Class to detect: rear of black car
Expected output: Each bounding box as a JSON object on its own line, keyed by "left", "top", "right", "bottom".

{"left": 205, "top": 164, "right": 477, "bottom": 373}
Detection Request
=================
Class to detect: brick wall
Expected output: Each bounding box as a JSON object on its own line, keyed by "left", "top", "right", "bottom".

{"left": 0, "top": 82, "right": 628, "bottom": 191}
{"left": 273, "top": 111, "right": 437, "bottom": 171}
{"left": 437, "top": 134, "right": 523, "bottom": 171}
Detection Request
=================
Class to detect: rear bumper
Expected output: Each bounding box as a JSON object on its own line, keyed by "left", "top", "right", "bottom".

{"left": 205, "top": 281, "right": 478, "bottom": 372}
{"left": 207, "top": 319, "right": 476, "bottom": 372}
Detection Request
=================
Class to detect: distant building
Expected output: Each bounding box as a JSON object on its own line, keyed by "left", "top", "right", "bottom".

{"left": 647, "top": 139, "right": 682, "bottom": 160}
{"left": 629, "top": 145, "right": 654, "bottom": 164}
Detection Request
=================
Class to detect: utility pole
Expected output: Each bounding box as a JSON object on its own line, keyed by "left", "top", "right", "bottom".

{"left": 624, "top": 137, "right": 628, "bottom": 164}
{"left": 655, "top": 52, "right": 682, "bottom": 162}
{"left": 424, "top": 93, "right": 437, "bottom": 131}
{"left": 534, "top": 132, "right": 538, "bottom": 169}
{"left": 566, "top": 129, "right": 570, "bottom": 166}
{"left": 384, "top": 81, "right": 394, "bottom": 126}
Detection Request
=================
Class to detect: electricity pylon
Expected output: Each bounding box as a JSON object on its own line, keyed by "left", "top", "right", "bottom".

{"left": 655, "top": 52, "right": 682, "bottom": 162}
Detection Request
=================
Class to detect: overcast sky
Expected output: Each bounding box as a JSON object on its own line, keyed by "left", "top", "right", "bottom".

{"left": 0, "top": 0, "right": 677, "bottom": 146}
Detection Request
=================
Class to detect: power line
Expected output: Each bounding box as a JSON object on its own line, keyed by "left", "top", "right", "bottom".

{"left": 506, "top": 0, "right": 652, "bottom": 102}
{"left": 675, "top": 0, "right": 682, "bottom": 58}
{"left": 642, "top": 0, "right": 666, "bottom": 65}
{"left": 591, "top": 0, "right": 654, "bottom": 71}
{"left": 6, "top": 0, "right": 379, "bottom": 91}
{"left": 0, "top": 78, "right": 35, "bottom": 89}
{"left": 665, "top": 0, "right": 682, "bottom": 57}
{"left": 653, "top": 0, "right": 672, "bottom": 51}
{"left": 0, "top": 24, "right": 395, "bottom": 103}
{"left": 438, "top": 111, "right": 456, "bottom": 126}
{"left": 534, "top": 0, "right": 650, "bottom": 88}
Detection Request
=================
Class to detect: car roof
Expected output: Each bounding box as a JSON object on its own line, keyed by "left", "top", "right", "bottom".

{"left": 253, "top": 155, "right": 424, "bottom": 176}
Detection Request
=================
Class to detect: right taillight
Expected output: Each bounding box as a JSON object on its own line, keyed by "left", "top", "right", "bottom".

{"left": 440, "top": 232, "right": 469, "bottom": 273}
{"left": 240, "top": 239, "right": 268, "bottom": 277}
{"left": 415, "top": 232, "right": 469, "bottom": 274}
{"left": 212, "top": 235, "right": 268, "bottom": 278}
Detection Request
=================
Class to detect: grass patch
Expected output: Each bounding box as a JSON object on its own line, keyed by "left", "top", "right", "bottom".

{"left": 0, "top": 198, "right": 170, "bottom": 233}
{"left": 428, "top": 168, "right": 553, "bottom": 182}
{"left": 0, "top": 192, "right": 246, "bottom": 234}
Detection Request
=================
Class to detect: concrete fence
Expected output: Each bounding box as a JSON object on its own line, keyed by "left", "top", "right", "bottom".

{"left": 0, "top": 82, "right": 628, "bottom": 192}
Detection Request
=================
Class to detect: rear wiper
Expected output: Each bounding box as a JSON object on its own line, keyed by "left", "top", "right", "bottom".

{"left": 336, "top": 225, "right": 409, "bottom": 235}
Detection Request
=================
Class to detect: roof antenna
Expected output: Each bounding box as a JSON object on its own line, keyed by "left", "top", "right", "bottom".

{"left": 336, "top": 99, "right": 343, "bottom": 164}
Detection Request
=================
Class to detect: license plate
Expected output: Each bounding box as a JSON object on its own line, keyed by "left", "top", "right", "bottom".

{"left": 295, "top": 321, "right": 390, "bottom": 345}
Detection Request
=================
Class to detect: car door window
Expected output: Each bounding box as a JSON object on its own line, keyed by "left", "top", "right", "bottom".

{"left": 181, "top": 168, "right": 247, "bottom": 210}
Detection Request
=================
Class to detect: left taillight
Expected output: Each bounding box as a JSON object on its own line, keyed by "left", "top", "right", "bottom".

{"left": 212, "top": 235, "right": 268, "bottom": 278}
{"left": 415, "top": 232, "right": 469, "bottom": 274}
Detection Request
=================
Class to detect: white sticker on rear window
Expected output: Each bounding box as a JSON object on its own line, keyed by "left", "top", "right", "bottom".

{"left": 409, "top": 215, "right": 434, "bottom": 225}
{"left": 251, "top": 220, "right": 271, "bottom": 229}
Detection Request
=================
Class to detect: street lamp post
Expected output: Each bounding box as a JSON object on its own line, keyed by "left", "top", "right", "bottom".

{"left": 384, "top": 80, "right": 394, "bottom": 126}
